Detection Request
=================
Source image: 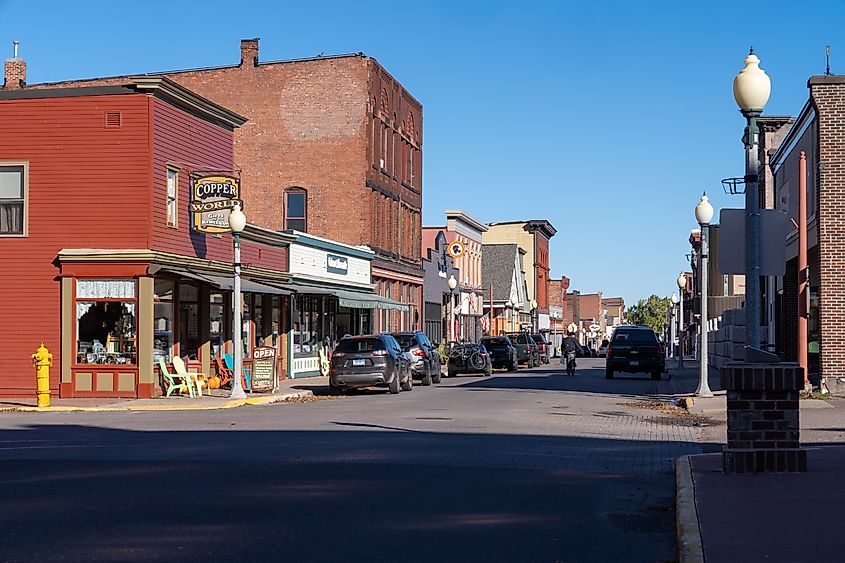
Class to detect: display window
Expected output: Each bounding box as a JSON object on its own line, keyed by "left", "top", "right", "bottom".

{"left": 75, "top": 279, "right": 137, "bottom": 365}
{"left": 178, "top": 284, "right": 200, "bottom": 360}
{"left": 153, "top": 279, "right": 175, "bottom": 363}
{"left": 210, "top": 292, "right": 226, "bottom": 359}
{"left": 293, "top": 295, "right": 321, "bottom": 354}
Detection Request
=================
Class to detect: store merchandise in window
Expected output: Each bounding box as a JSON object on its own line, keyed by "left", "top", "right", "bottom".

{"left": 179, "top": 284, "right": 199, "bottom": 360}
{"left": 76, "top": 279, "right": 137, "bottom": 365}
{"left": 153, "top": 279, "right": 174, "bottom": 363}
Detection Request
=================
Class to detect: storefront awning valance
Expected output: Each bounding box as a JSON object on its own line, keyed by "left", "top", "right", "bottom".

{"left": 289, "top": 283, "right": 409, "bottom": 312}
{"left": 155, "top": 268, "right": 290, "bottom": 295}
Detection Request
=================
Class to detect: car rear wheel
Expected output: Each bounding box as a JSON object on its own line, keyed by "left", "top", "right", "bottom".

{"left": 388, "top": 372, "right": 400, "bottom": 394}
{"left": 483, "top": 368, "right": 492, "bottom": 377}
{"left": 329, "top": 382, "right": 344, "bottom": 396}
{"left": 401, "top": 374, "right": 413, "bottom": 391}
{"left": 421, "top": 370, "right": 432, "bottom": 386}
{"left": 605, "top": 368, "right": 614, "bottom": 379}
{"left": 432, "top": 370, "right": 442, "bottom": 384}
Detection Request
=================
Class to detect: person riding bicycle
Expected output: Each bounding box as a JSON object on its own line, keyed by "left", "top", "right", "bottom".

{"left": 562, "top": 333, "right": 579, "bottom": 375}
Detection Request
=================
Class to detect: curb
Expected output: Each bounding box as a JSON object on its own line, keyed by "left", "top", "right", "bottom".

{"left": 675, "top": 455, "right": 704, "bottom": 563}
{"left": 0, "top": 390, "right": 314, "bottom": 413}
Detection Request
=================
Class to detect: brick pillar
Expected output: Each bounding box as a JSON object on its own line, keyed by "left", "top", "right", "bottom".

{"left": 3, "top": 58, "right": 25, "bottom": 89}
{"left": 722, "top": 362, "right": 807, "bottom": 473}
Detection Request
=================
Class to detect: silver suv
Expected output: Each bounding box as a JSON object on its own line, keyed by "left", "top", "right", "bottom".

{"left": 391, "top": 331, "right": 442, "bottom": 386}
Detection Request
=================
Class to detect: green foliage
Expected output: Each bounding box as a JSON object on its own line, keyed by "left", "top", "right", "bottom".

{"left": 625, "top": 294, "right": 672, "bottom": 334}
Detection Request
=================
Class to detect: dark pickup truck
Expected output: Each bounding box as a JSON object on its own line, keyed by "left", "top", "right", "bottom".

{"left": 605, "top": 326, "right": 665, "bottom": 380}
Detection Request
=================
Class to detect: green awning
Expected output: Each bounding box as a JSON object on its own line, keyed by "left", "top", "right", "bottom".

{"left": 290, "top": 283, "right": 408, "bottom": 312}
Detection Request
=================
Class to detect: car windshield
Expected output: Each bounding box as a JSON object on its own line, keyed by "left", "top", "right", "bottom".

{"left": 612, "top": 330, "right": 657, "bottom": 344}
{"left": 482, "top": 338, "right": 509, "bottom": 347}
{"left": 531, "top": 335, "right": 545, "bottom": 343}
{"left": 335, "top": 338, "right": 385, "bottom": 353}
{"left": 392, "top": 334, "right": 418, "bottom": 350}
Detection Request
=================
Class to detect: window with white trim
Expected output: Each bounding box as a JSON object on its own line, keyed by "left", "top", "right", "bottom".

{"left": 166, "top": 168, "right": 178, "bottom": 228}
{"left": 0, "top": 165, "right": 25, "bottom": 235}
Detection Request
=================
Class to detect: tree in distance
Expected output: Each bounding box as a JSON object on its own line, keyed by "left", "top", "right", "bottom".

{"left": 625, "top": 294, "right": 671, "bottom": 334}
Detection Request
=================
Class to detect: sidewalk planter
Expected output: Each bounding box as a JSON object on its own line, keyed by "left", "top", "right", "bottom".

{"left": 722, "top": 362, "right": 807, "bottom": 473}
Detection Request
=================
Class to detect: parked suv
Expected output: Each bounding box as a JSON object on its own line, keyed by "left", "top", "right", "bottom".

{"left": 330, "top": 334, "right": 412, "bottom": 395}
{"left": 605, "top": 326, "right": 665, "bottom": 380}
{"left": 391, "top": 331, "right": 441, "bottom": 386}
{"left": 480, "top": 336, "right": 518, "bottom": 371}
{"left": 505, "top": 332, "right": 540, "bottom": 367}
{"left": 530, "top": 334, "right": 550, "bottom": 364}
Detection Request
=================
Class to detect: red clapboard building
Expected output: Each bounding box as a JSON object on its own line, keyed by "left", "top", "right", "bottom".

{"left": 0, "top": 76, "right": 294, "bottom": 398}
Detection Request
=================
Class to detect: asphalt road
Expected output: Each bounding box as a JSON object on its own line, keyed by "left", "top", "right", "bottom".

{"left": 0, "top": 358, "right": 715, "bottom": 562}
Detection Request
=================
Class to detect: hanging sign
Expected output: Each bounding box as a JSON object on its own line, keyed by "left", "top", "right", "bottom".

{"left": 447, "top": 240, "right": 465, "bottom": 258}
{"left": 251, "top": 346, "right": 276, "bottom": 392}
{"left": 190, "top": 174, "right": 241, "bottom": 233}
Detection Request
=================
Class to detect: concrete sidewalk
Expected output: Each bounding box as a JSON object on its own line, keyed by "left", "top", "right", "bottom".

{"left": 672, "top": 360, "right": 845, "bottom": 562}
{"left": 0, "top": 375, "right": 325, "bottom": 412}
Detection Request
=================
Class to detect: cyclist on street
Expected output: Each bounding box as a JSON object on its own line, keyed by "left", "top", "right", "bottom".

{"left": 562, "top": 332, "right": 579, "bottom": 375}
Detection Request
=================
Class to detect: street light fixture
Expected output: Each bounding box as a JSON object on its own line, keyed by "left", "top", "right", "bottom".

{"left": 531, "top": 299, "right": 538, "bottom": 331}
{"left": 676, "top": 272, "right": 686, "bottom": 369}
{"left": 695, "top": 194, "right": 715, "bottom": 397}
{"left": 733, "top": 49, "right": 771, "bottom": 351}
{"left": 228, "top": 202, "right": 247, "bottom": 399}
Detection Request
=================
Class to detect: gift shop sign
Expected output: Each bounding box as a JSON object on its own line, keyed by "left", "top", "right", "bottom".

{"left": 251, "top": 346, "right": 276, "bottom": 392}
{"left": 190, "top": 175, "right": 241, "bottom": 233}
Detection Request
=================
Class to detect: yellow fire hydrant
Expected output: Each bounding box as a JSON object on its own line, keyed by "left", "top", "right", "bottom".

{"left": 32, "top": 343, "right": 52, "bottom": 408}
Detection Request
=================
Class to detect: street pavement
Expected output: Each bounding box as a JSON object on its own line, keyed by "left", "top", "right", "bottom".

{"left": 0, "top": 358, "right": 718, "bottom": 562}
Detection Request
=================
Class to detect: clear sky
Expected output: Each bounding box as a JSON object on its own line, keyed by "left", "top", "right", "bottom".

{"left": 1, "top": 0, "right": 842, "bottom": 305}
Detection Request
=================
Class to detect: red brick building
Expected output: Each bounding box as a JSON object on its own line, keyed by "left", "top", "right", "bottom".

{"left": 0, "top": 75, "right": 297, "bottom": 398}
{"left": 28, "top": 39, "right": 424, "bottom": 331}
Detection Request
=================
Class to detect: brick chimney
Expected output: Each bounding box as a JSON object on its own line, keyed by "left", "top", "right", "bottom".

{"left": 3, "top": 41, "right": 25, "bottom": 90}
{"left": 240, "top": 38, "right": 259, "bottom": 68}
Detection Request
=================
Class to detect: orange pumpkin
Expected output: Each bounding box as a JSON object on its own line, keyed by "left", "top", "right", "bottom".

{"left": 207, "top": 376, "right": 221, "bottom": 390}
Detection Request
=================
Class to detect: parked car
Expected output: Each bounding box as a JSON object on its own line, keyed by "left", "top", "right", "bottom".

{"left": 480, "top": 336, "right": 518, "bottom": 371}
{"left": 330, "top": 334, "right": 412, "bottom": 395}
{"left": 391, "top": 331, "right": 441, "bottom": 386}
{"left": 605, "top": 326, "right": 666, "bottom": 380}
{"left": 530, "top": 334, "right": 550, "bottom": 364}
{"left": 505, "top": 332, "right": 541, "bottom": 367}
{"left": 447, "top": 343, "right": 492, "bottom": 377}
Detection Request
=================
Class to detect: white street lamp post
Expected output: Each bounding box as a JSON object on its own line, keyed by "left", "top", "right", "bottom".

{"left": 677, "top": 272, "right": 686, "bottom": 369}
{"left": 448, "top": 275, "right": 458, "bottom": 343}
{"left": 695, "top": 194, "right": 715, "bottom": 397}
{"left": 531, "top": 298, "right": 538, "bottom": 331}
{"left": 228, "top": 202, "right": 247, "bottom": 399}
{"left": 733, "top": 49, "right": 771, "bottom": 351}
{"left": 670, "top": 293, "right": 678, "bottom": 360}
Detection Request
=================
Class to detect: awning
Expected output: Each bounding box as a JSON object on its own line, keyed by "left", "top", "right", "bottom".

{"left": 155, "top": 267, "right": 290, "bottom": 295}
{"left": 289, "top": 283, "right": 409, "bottom": 311}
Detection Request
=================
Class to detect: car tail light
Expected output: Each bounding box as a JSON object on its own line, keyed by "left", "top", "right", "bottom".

{"left": 372, "top": 349, "right": 388, "bottom": 356}
{"left": 606, "top": 345, "right": 613, "bottom": 359}
{"left": 412, "top": 348, "right": 426, "bottom": 357}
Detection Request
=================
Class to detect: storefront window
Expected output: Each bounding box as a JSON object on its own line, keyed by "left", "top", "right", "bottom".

{"left": 242, "top": 294, "right": 252, "bottom": 359}
{"left": 76, "top": 279, "right": 137, "bottom": 365}
{"left": 271, "top": 296, "right": 281, "bottom": 347}
{"left": 294, "top": 295, "right": 321, "bottom": 354}
{"left": 210, "top": 292, "right": 225, "bottom": 359}
{"left": 254, "top": 294, "right": 264, "bottom": 348}
{"left": 179, "top": 284, "right": 199, "bottom": 360}
{"left": 153, "top": 279, "right": 174, "bottom": 363}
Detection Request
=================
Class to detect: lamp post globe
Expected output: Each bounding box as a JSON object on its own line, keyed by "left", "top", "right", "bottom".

{"left": 531, "top": 299, "right": 537, "bottom": 309}
{"left": 677, "top": 273, "right": 686, "bottom": 290}
{"left": 695, "top": 193, "right": 715, "bottom": 226}
{"left": 228, "top": 202, "right": 247, "bottom": 232}
{"left": 671, "top": 293, "right": 679, "bottom": 305}
{"left": 447, "top": 275, "right": 458, "bottom": 291}
{"left": 676, "top": 273, "right": 686, "bottom": 369}
{"left": 733, "top": 50, "right": 771, "bottom": 113}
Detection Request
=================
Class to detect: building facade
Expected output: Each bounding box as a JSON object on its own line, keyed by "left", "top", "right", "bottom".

{"left": 29, "top": 38, "right": 425, "bottom": 332}
{"left": 481, "top": 244, "right": 530, "bottom": 335}
{"left": 421, "top": 231, "right": 460, "bottom": 344}
{"left": 0, "top": 77, "right": 302, "bottom": 398}
{"left": 483, "top": 220, "right": 556, "bottom": 330}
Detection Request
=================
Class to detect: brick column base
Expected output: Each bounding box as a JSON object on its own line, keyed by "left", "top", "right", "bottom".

{"left": 721, "top": 362, "right": 807, "bottom": 473}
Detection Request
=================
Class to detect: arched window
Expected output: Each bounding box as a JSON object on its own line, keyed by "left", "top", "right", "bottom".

{"left": 284, "top": 188, "right": 307, "bottom": 231}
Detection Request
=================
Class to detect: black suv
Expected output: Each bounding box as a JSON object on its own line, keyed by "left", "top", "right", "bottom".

{"left": 480, "top": 336, "right": 518, "bottom": 371}
{"left": 605, "top": 326, "right": 665, "bottom": 380}
{"left": 391, "top": 331, "right": 441, "bottom": 386}
{"left": 330, "top": 334, "right": 412, "bottom": 394}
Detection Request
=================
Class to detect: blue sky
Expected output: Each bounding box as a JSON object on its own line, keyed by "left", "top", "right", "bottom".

{"left": 1, "top": 0, "right": 842, "bottom": 305}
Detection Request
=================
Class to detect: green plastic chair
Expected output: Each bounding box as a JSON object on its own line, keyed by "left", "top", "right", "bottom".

{"left": 158, "top": 357, "right": 195, "bottom": 398}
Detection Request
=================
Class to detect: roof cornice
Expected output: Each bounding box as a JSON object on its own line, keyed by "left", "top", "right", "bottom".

{"left": 130, "top": 76, "right": 248, "bottom": 129}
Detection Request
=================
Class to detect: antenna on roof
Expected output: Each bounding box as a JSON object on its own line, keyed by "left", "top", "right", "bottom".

{"left": 826, "top": 45, "right": 831, "bottom": 76}
{"left": 13, "top": 40, "right": 19, "bottom": 59}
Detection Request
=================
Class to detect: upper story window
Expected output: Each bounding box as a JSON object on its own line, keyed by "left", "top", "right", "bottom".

{"left": 285, "top": 189, "right": 307, "bottom": 231}
{"left": 166, "top": 168, "right": 179, "bottom": 228}
{"left": 0, "top": 164, "right": 26, "bottom": 236}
